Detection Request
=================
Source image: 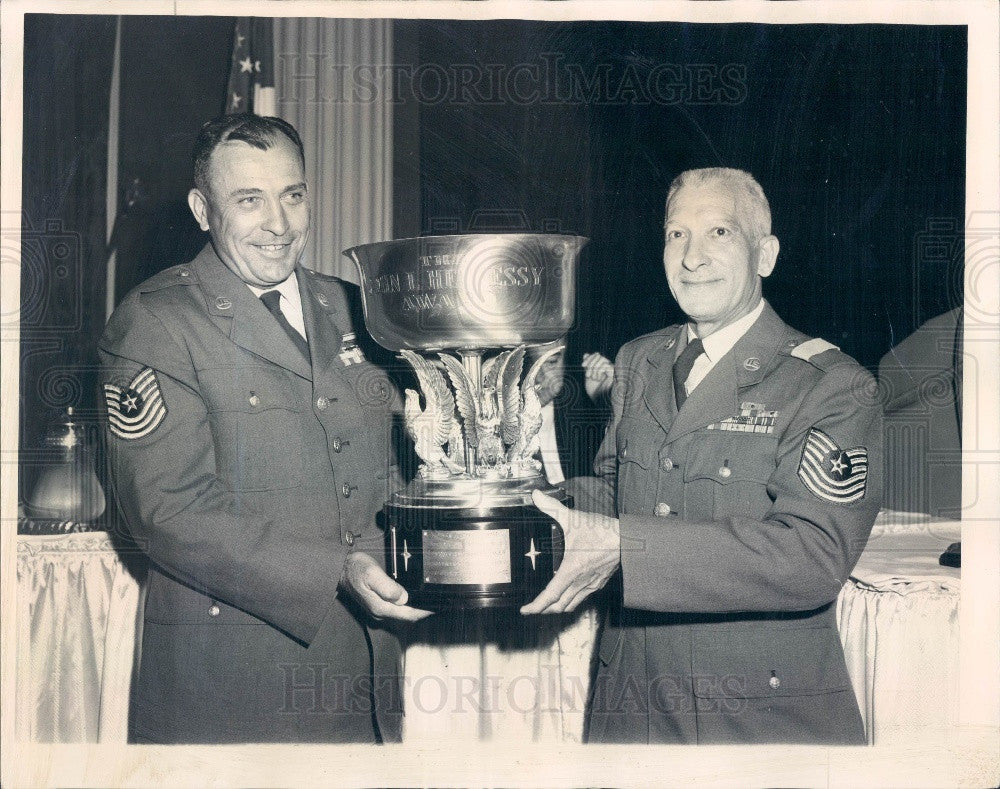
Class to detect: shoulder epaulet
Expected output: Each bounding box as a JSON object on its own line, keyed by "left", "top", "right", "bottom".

{"left": 627, "top": 324, "right": 681, "bottom": 347}
{"left": 137, "top": 264, "right": 199, "bottom": 293}
{"left": 301, "top": 266, "right": 341, "bottom": 283}
{"left": 788, "top": 337, "right": 854, "bottom": 370}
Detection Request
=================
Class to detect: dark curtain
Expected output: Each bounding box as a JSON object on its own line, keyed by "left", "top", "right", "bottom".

{"left": 20, "top": 14, "right": 117, "bottom": 501}
{"left": 113, "top": 16, "right": 235, "bottom": 298}
{"left": 406, "top": 21, "right": 966, "bottom": 370}
{"left": 19, "top": 15, "right": 235, "bottom": 507}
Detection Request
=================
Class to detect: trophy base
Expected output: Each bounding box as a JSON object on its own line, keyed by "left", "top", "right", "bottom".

{"left": 384, "top": 476, "right": 568, "bottom": 611}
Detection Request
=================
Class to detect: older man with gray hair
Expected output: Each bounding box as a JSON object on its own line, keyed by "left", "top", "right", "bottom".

{"left": 523, "top": 167, "right": 882, "bottom": 744}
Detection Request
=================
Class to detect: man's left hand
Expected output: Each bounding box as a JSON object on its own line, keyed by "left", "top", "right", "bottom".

{"left": 520, "top": 490, "right": 621, "bottom": 615}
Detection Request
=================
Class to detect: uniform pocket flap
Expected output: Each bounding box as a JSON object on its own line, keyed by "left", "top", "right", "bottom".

{"left": 683, "top": 434, "right": 777, "bottom": 485}
{"left": 616, "top": 419, "right": 660, "bottom": 470}
{"left": 690, "top": 626, "right": 851, "bottom": 698}
{"left": 199, "top": 366, "right": 301, "bottom": 414}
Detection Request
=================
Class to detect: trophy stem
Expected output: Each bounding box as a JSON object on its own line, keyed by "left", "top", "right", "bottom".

{"left": 459, "top": 349, "right": 484, "bottom": 477}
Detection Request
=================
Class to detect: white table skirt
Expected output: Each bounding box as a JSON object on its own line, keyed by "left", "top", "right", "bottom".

{"left": 15, "top": 510, "right": 960, "bottom": 745}
{"left": 836, "top": 511, "right": 960, "bottom": 745}
{"left": 15, "top": 532, "right": 141, "bottom": 743}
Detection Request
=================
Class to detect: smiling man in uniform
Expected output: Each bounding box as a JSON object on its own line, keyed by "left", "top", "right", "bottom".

{"left": 523, "top": 167, "right": 882, "bottom": 744}
{"left": 100, "top": 113, "right": 428, "bottom": 744}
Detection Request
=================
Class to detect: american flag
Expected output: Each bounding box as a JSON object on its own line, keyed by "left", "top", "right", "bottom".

{"left": 225, "top": 18, "right": 275, "bottom": 116}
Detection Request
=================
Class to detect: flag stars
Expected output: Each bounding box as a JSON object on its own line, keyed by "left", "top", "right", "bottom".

{"left": 231, "top": 92, "right": 243, "bottom": 109}
{"left": 239, "top": 56, "right": 254, "bottom": 74}
{"left": 236, "top": 32, "right": 246, "bottom": 48}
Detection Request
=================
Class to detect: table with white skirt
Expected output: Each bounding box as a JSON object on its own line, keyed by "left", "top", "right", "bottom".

{"left": 15, "top": 511, "right": 959, "bottom": 744}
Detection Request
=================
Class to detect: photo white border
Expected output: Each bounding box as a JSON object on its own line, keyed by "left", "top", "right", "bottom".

{"left": 2, "top": 1, "right": 997, "bottom": 786}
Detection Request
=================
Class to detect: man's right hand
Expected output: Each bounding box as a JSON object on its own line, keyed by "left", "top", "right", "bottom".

{"left": 340, "top": 552, "right": 433, "bottom": 622}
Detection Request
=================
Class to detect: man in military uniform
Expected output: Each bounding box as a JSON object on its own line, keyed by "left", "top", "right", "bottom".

{"left": 523, "top": 167, "right": 882, "bottom": 744}
{"left": 100, "top": 114, "right": 428, "bottom": 744}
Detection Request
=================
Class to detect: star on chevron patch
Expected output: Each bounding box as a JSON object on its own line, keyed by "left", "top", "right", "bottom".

{"left": 797, "top": 428, "right": 868, "bottom": 504}
{"left": 103, "top": 368, "right": 167, "bottom": 440}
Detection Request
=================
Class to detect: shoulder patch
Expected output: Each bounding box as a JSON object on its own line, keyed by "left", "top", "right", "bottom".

{"left": 797, "top": 428, "right": 868, "bottom": 504}
{"left": 103, "top": 367, "right": 167, "bottom": 440}
{"left": 790, "top": 337, "right": 839, "bottom": 361}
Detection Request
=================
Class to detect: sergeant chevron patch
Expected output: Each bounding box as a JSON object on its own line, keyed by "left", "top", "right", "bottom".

{"left": 797, "top": 428, "right": 868, "bottom": 503}
{"left": 103, "top": 368, "right": 167, "bottom": 440}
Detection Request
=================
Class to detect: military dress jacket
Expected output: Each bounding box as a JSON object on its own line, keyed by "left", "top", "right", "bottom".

{"left": 574, "top": 301, "right": 883, "bottom": 744}
{"left": 100, "top": 244, "right": 403, "bottom": 743}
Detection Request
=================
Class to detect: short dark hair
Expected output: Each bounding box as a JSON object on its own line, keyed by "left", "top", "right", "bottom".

{"left": 192, "top": 113, "right": 305, "bottom": 193}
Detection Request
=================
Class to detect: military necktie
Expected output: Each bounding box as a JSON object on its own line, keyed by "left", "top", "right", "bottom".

{"left": 259, "top": 290, "right": 310, "bottom": 361}
{"left": 672, "top": 337, "right": 704, "bottom": 409}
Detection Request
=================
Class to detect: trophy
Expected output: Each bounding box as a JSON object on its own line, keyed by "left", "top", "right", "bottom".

{"left": 344, "top": 233, "right": 587, "bottom": 609}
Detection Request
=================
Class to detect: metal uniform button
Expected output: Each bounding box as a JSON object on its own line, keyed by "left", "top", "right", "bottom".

{"left": 248, "top": 393, "right": 259, "bottom": 407}
{"left": 344, "top": 532, "right": 355, "bottom": 546}
{"left": 619, "top": 446, "right": 628, "bottom": 460}
{"left": 208, "top": 604, "right": 220, "bottom": 617}
{"left": 719, "top": 465, "right": 732, "bottom": 479}
{"left": 179, "top": 269, "right": 190, "bottom": 277}
{"left": 342, "top": 483, "right": 352, "bottom": 498}
{"left": 332, "top": 438, "right": 343, "bottom": 452}
{"left": 316, "top": 396, "right": 329, "bottom": 410}
{"left": 660, "top": 457, "right": 674, "bottom": 471}
{"left": 654, "top": 502, "right": 671, "bottom": 517}
{"left": 769, "top": 674, "right": 781, "bottom": 689}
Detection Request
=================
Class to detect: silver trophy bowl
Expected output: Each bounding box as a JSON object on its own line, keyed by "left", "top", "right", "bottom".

{"left": 343, "top": 233, "right": 587, "bottom": 610}
{"left": 344, "top": 233, "right": 584, "bottom": 352}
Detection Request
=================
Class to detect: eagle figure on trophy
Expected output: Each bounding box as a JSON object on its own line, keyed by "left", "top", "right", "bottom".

{"left": 400, "top": 343, "right": 564, "bottom": 480}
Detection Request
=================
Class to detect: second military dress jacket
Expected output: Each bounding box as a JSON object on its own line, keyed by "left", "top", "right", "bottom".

{"left": 100, "top": 244, "right": 403, "bottom": 743}
{"left": 574, "top": 301, "right": 883, "bottom": 744}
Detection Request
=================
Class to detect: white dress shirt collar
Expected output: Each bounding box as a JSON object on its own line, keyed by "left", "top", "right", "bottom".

{"left": 685, "top": 298, "right": 766, "bottom": 362}
{"left": 681, "top": 299, "right": 765, "bottom": 395}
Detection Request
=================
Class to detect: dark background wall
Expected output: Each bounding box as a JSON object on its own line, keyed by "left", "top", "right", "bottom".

{"left": 19, "top": 14, "right": 234, "bottom": 502}
{"left": 19, "top": 16, "right": 966, "bottom": 502}
{"left": 20, "top": 15, "right": 117, "bottom": 502}
{"left": 405, "top": 21, "right": 966, "bottom": 368}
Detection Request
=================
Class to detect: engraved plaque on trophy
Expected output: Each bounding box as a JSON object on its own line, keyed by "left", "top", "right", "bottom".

{"left": 344, "top": 233, "right": 587, "bottom": 609}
